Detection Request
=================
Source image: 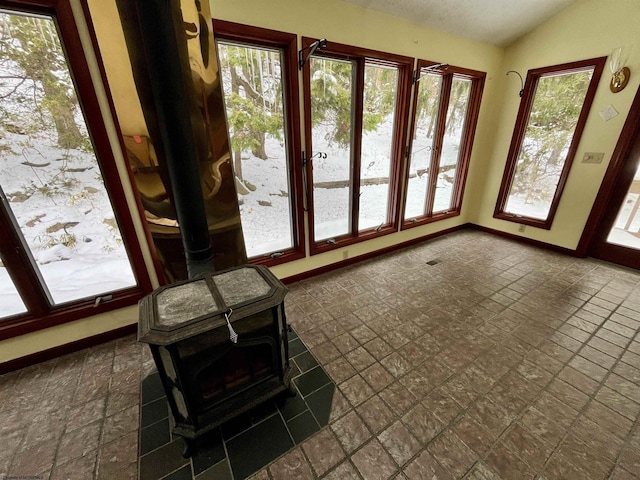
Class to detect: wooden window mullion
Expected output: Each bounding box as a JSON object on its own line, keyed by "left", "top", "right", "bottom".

{"left": 0, "top": 203, "right": 49, "bottom": 317}
{"left": 351, "top": 58, "right": 365, "bottom": 235}
{"left": 425, "top": 74, "right": 452, "bottom": 216}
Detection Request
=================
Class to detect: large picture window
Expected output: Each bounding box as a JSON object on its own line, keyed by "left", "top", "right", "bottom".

{"left": 0, "top": 1, "right": 151, "bottom": 336}
{"left": 494, "top": 57, "right": 606, "bottom": 229}
{"left": 403, "top": 61, "right": 485, "bottom": 226}
{"left": 214, "top": 21, "right": 305, "bottom": 265}
{"left": 302, "top": 38, "right": 412, "bottom": 253}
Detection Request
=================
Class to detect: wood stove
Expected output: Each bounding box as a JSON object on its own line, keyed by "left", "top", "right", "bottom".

{"left": 138, "top": 265, "right": 292, "bottom": 454}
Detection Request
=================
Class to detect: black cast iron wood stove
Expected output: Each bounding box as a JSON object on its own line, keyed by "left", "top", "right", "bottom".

{"left": 138, "top": 265, "right": 292, "bottom": 455}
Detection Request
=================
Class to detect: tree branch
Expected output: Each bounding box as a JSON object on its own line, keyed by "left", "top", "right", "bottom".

{"left": 233, "top": 68, "right": 275, "bottom": 111}
{"left": 0, "top": 76, "right": 30, "bottom": 99}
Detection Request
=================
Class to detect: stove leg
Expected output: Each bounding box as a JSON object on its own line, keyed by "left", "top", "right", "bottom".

{"left": 182, "top": 438, "right": 197, "bottom": 458}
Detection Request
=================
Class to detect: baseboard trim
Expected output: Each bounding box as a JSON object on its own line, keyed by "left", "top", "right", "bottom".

{"left": 0, "top": 324, "right": 137, "bottom": 374}
{"left": 468, "top": 224, "right": 579, "bottom": 257}
{"left": 2, "top": 222, "right": 582, "bottom": 373}
{"left": 281, "top": 223, "right": 470, "bottom": 284}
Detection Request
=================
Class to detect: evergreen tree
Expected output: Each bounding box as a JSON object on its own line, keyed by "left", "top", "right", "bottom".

{"left": 0, "top": 13, "right": 86, "bottom": 150}
{"left": 310, "top": 58, "right": 398, "bottom": 148}
{"left": 218, "top": 44, "right": 284, "bottom": 178}
{"left": 511, "top": 71, "right": 591, "bottom": 205}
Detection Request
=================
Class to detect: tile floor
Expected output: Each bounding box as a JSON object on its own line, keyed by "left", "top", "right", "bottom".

{"left": 2, "top": 230, "right": 640, "bottom": 479}
{"left": 137, "top": 329, "right": 335, "bottom": 480}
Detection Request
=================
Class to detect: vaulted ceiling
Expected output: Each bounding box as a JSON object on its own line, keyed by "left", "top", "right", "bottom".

{"left": 340, "top": 0, "right": 582, "bottom": 47}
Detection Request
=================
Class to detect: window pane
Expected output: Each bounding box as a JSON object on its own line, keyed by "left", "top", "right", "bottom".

{"left": 606, "top": 164, "right": 640, "bottom": 249}
{"left": 310, "top": 57, "right": 354, "bottom": 241}
{"left": 433, "top": 77, "right": 471, "bottom": 213}
{"left": 217, "top": 42, "right": 294, "bottom": 257}
{"left": 359, "top": 64, "right": 398, "bottom": 231}
{"left": 0, "top": 11, "right": 136, "bottom": 305}
{"left": 0, "top": 263, "right": 27, "bottom": 319}
{"left": 504, "top": 70, "right": 593, "bottom": 220}
{"left": 405, "top": 74, "right": 442, "bottom": 219}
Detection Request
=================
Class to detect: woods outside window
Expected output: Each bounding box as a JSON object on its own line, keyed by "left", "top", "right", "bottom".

{"left": 302, "top": 38, "right": 412, "bottom": 254}
{"left": 403, "top": 61, "right": 485, "bottom": 227}
{"left": 213, "top": 20, "right": 305, "bottom": 266}
{"left": 0, "top": 1, "right": 151, "bottom": 337}
{"left": 494, "top": 57, "right": 606, "bottom": 229}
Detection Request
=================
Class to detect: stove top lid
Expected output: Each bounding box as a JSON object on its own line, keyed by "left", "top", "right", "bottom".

{"left": 156, "top": 279, "right": 219, "bottom": 327}
{"left": 138, "top": 264, "right": 287, "bottom": 344}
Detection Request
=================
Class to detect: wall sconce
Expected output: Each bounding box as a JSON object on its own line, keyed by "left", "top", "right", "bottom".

{"left": 506, "top": 70, "right": 524, "bottom": 97}
{"left": 298, "top": 38, "right": 327, "bottom": 70}
{"left": 610, "top": 47, "right": 630, "bottom": 93}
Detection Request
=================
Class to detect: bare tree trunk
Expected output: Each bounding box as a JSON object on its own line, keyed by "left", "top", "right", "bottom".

{"left": 252, "top": 132, "right": 267, "bottom": 160}
{"left": 10, "top": 20, "right": 84, "bottom": 150}
{"left": 229, "top": 67, "right": 243, "bottom": 179}
{"left": 238, "top": 64, "right": 270, "bottom": 160}
{"left": 41, "top": 72, "right": 84, "bottom": 149}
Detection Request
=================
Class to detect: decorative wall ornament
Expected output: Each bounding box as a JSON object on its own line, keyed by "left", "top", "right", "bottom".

{"left": 609, "top": 47, "right": 630, "bottom": 93}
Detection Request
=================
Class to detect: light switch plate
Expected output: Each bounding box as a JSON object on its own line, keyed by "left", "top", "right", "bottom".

{"left": 582, "top": 152, "right": 604, "bottom": 164}
{"left": 599, "top": 104, "right": 618, "bottom": 121}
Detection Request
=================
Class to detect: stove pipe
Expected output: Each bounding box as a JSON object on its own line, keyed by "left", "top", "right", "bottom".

{"left": 116, "top": 0, "right": 214, "bottom": 278}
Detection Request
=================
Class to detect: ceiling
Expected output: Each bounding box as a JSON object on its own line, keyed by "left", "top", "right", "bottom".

{"left": 340, "top": 0, "right": 582, "bottom": 47}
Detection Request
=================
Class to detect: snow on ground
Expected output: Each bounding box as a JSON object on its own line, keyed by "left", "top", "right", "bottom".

{"left": 238, "top": 117, "right": 458, "bottom": 249}
{"left": 0, "top": 131, "right": 136, "bottom": 317}
{"left": 607, "top": 228, "right": 640, "bottom": 250}
{"left": 1, "top": 102, "right": 463, "bottom": 317}
{"left": 503, "top": 194, "right": 551, "bottom": 220}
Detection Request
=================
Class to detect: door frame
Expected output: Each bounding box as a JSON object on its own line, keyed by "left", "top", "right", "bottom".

{"left": 577, "top": 84, "right": 640, "bottom": 268}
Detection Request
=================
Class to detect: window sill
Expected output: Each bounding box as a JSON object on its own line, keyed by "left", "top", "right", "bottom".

{"left": 0, "top": 287, "right": 147, "bottom": 341}
{"left": 309, "top": 225, "right": 397, "bottom": 256}
{"left": 249, "top": 248, "right": 306, "bottom": 267}
{"left": 401, "top": 210, "right": 460, "bottom": 230}
{"left": 493, "top": 212, "right": 552, "bottom": 230}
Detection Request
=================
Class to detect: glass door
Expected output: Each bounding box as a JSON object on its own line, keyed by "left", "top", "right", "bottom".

{"left": 587, "top": 89, "right": 640, "bottom": 268}
{"left": 605, "top": 164, "right": 640, "bottom": 249}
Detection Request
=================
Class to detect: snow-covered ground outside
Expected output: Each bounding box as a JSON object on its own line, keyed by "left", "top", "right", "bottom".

{"left": 504, "top": 194, "right": 551, "bottom": 220}
{"left": 607, "top": 228, "right": 640, "bottom": 250}
{"left": 0, "top": 133, "right": 136, "bottom": 318}
{"left": 224, "top": 47, "right": 466, "bottom": 253}
{"left": 1, "top": 12, "right": 138, "bottom": 319}
{"left": 237, "top": 114, "right": 461, "bottom": 249}
{"left": 606, "top": 169, "right": 640, "bottom": 249}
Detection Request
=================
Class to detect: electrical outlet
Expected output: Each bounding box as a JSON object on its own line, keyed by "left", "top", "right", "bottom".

{"left": 518, "top": 225, "right": 526, "bottom": 233}
{"left": 582, "top": 152, "right": 604, "bottom": 164}
{"left": 342, "top": 250, "right": 349, "bottom": 260}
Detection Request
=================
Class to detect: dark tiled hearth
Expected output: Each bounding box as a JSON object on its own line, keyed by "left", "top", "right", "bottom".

{"left": 2, "top": 231, "right": 640, "bottom": 479}
{"left": 138, "top": 330, "right": 333, "bottom": 479}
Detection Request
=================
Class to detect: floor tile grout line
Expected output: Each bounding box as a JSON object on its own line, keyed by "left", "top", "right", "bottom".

{"left": 322, "top": 240, "right": 636, "bottom": 480}
{"left": 319, "top": 254, "right": 539, "bottom": 477}
{"left": 609, "top": 400, "right": 640, "bottom": 478}
{"left": 136, "top": 332, "right": 324, "bottom": 480}
{"left": 390, "top": 261, "right": 633, "bottom": 478}
{"left": 6, "top": 231, "right": 640, "bottom": 480}
{"left": 508, "top": 271, "right": 640, "bottom": 478}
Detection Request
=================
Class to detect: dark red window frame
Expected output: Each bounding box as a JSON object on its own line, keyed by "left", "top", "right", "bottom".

{"left": 494, "top": 57, "right": 606, "bottom": 230}
{"left": 301, "top": 37, "right": 413, "bottom": 255}
{"left": 212, "top": 20, "right": 306, "bottom": 267}
{"left": 0, "top": 0, "right": 153, "bottom": 340}
{"left": 401, "top": 60, "right": 485, "bottom": 229}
